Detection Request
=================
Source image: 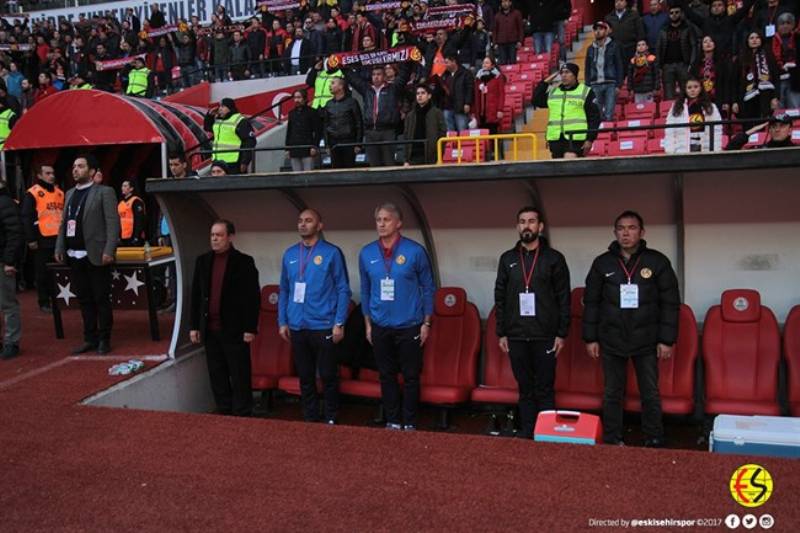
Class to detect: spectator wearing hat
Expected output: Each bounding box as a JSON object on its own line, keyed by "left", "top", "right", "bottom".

{"left": 204, "top": 98, "right": 256, "bottom": 174}
{"left": 604, "top": 0, "right": 645, "bottom": 67}
{"left": 657, "top": 5, "right": 696, "bottom": 100}
{"left": 533, "top": 63, "right": 601, "bottom": 159}
{"left": 726, "top": 112, "right": 798, "bottom": 149}
{"left": 585, "top": 21, "right": 624, "bottom": 122}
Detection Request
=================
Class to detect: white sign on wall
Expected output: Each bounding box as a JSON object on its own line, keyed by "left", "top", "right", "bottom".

{"left": 23, "top": 0, "right": 260, "bottom": 26}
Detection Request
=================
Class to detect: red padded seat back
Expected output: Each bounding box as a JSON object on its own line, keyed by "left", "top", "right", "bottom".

{"left": 482, "top": 307, "right": 517, "bottom": 388}
{"left": 702, "top": 289, "right": 781, "bottom": 412}
{"left": 421, "top": 288, "right": 480, "bottom": 388}
{"left": 555, "top": 288, "right": 604, "bottom": 398}
{"left": 784, "top": 305, "right": 800, "bottom": 416}
{"left": 250, "top": 285, "right": 293, "bottom": 383}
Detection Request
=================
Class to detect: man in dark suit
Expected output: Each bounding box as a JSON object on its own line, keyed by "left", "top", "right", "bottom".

{"left": 55, "top": 155, "right": 120, "bottom": 355}
{"left": 190, "top": 220, "right": 260, "bottom": 417}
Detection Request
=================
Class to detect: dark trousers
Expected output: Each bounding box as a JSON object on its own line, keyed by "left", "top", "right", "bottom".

{"left": 497, "top": 43, "right": 517, "bottom": 65}
{"left": 601, "top": 352, "right": 663, "bottom": 443}
{"left": 372, "top": 324, "right": 423, "bottom": 425}
{"left": 204, "top": 329, "right": 253, "bottom": 416}
{"left": 34, "top": 244, "right": 55, "bottom": 307}
{"left": 548, "top": 137, "right": 587, "bottom": 158}
{"left": 364, "top": 128, "right": 397, "bottom": 166}
{"left": 291, "top": 329, "right": 340, "bottom": 421}
{"left": 330, "top": 143, "right": 356, "bottom": 168}
{"left": 508, "top": 339, "right": 557, "bottom": 437}
{"left": 662, "top": 62, "right": 689, "bottom": 100}
{"left": 69, "top": 257, "right": 113, "bottom": 344}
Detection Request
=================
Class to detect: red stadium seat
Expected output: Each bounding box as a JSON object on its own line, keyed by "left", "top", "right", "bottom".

{"left": 250, "top": 285, "right": 293, "bottom": 391}
{"left": 784, "top": 306, "right": 800, "bottom": 416}
{"left": 420, "top": 287, "right": 481, "bottom": 407}
{"left": 624, "top": 304, "right": 698, "bottom": 414}
{"left": 500, "top": 64, "right": 520, "bottom": 74}
{"left": 470, "top": 307, "right": 518, "bottom": 405}
{"left": 339, "top": 367, "right": 382, "bottom": 399}
{"left": 608, "top": 138, "right": 647, "bottom": 156}
{"left": 617, "top": 119, "right": 651, "bottom": 138}
{"left": 596, "top": 121, "right": 615, "bottom": 141}
{"left": 659, "top": 100, "right": 676, "bottom": 117}
{"left": 555, "top": 288, "right": 604, "bottom": 410}
{"left": 624, "top": 101, "right": 656, "bottom": 119}
{"left": 588, "top": 139, "right": 607, "bottom": 156}
{"left": 702, "top": 289, "right": 781, "bottom": 415}
{"left": 646, "top": 137, "right": 666, "bottom": 154}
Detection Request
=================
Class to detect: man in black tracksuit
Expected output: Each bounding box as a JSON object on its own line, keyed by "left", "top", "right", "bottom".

{"left": 582, "top": 210, "right": 680, "bottom": 447}
{"left": 494, "top": 206, "right": 571, "bottom": 438}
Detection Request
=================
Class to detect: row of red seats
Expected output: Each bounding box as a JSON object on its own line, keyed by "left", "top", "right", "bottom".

{"left": 250, "top": 286, "right": 800, "bottom": 423}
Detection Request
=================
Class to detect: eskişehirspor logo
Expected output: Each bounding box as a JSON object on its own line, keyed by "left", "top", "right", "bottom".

{"left": 729, "top": 464, "right": 773, "bottom": 508}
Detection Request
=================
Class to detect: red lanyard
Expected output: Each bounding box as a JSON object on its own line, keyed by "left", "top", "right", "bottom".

{"left": 618, "top": 257, "right": 641, "bottom": 284}
{"left": 519, "top": 246, "right": 540, "bottom": 292}
{"left": 298, "top": 242, "right": 317, "bottom": 281}
{"left": 378, "top": 236, "right": 401, "bottom": 278}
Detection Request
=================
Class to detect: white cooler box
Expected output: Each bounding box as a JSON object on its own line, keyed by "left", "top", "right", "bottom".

{"left": 710, "top": 415, "right": 800, "bottom": 459}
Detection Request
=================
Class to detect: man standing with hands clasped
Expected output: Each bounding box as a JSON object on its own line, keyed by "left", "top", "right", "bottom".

{"left": 190, "top": 220, "right": 260, "bottom": 417}
{"left": 494, "top": 206, "right": 571, "bottom": 439}
{"left": 582, "top": 210, "right": 680, "bottom": 447}
{"left": 279, "top": 209, "right": 351, "bottom": 424}
{"left": 359, "top": 203, "right": 435, "bottom": 431}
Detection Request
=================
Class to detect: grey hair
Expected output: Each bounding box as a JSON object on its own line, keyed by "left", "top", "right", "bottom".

{"left": 778, "top": 12, "right": 796, "bottom": 25}
{"left": 374, "top": 202, "right": 404, "bottom": 221}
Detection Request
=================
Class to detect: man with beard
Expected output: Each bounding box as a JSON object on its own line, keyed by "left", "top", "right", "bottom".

{"left": 582, "top": 211, "right": 680, "bottom": 447}
{"left": 278, "top": 209, "right": 351, "bottom": 424}
{"left": 493, "top": 206, "right": 570, "bottom": 439}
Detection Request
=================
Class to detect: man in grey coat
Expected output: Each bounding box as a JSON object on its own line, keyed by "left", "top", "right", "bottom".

{"left": 55, "top": 155, "right": 120, "bottom": 355}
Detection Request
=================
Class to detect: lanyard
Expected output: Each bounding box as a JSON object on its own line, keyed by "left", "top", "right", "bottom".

{"left": 618, "top": 256, "right": 641, "bottom": 284}
{"left": 297, "top": 242, "right": 317, "bottom": 281}
{"left": 519, "top": 246, "right": 540, "bottom": 292}
{"left": 67, "top": 188, "right": 89, "bottom": 220}
{"left": 378, "top": 236, "right": 400, "bottom": 278}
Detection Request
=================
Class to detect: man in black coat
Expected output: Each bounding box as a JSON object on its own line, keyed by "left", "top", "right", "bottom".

{"left": 583, "top": 210, "right": 680, "bottom": 447}
{"left": 441, "top": 54, "right": 475, "bottom": 133}
{"left": 322, "top": 77, "right": 363, "bottom": 168}
{"left": 494, "top": 206, "right": 571, "bottom": 438}
{"left": 0, "top": 180, "right": 23, "bottom": 360}
{"left": 190, "top": 220, "right": 260, "bottom": 416}
{"left": 285, "top": 89, "right": 322, "bottom": 171}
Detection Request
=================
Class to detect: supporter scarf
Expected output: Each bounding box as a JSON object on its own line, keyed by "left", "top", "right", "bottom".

{"left": 0, "top": 43, "right": 33, "bottom": 52}
{"left": 687, "top": 99, "right": 705, "bottom": 133}
{"left": 363, "top": 2, "right": 404, "bottom": 12}
{"left": 96, "top": 53, "right": 146, "bottom": 71}
{"left": 630, "top": 53, "right": 655, "bottom": 86}
{"left": 702, "top": 56, "right": 716, "bottom": 96}
{"left": 411, "top": 15, "right": 474, "bottom": 36}
{"left": 744, "top": 49, "right": 775, "bottom": 100}
{"left": 197, "top": 23, "right": 247, "bottom": 36}
{"left": 476, "top": 67, "right": 499, "bottom": 82}
{"left": 138, "top": 24, "right": 184, "bottom": 40}
{"left": 425, "top": 5, "right": 477, "bottom": 18}
{"left": 327, "top": 45, "right": 423, "bottom": 71}
{"left": 258, "top": 0, "right": 307, "bottom": 12}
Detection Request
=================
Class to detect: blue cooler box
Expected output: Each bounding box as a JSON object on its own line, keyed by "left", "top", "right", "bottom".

{"left": 710, "top": 415, "right": 800, "bottom": 458}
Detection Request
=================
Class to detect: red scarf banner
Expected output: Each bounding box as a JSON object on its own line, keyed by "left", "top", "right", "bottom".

{"left": 96, "top": 53, "right": 146, "bottom": 71}
{"left": 327, "top": 45, "right": 423, "bottom": 71}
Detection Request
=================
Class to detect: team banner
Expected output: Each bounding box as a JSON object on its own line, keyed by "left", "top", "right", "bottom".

{"left": 96, "top": 53, "right": 146, "bottom": 71}
{"left": 327, "top": 45, "right": 422, "bottom": 71}
{"left": 138, "top": 23, "right": 184, "bottom": 40}
{"left": 196, "top": 23, "right": 246, "bottom": 36}
{"left": 411, "top": 15, "right": 472, "bottom": 35}
{"left": 262, "top": 2, "right": 303, "bottom": 13}
{"left": 425, "top": 5, "right": 476, "bottom": 18}
{"left": 0, "top": 43, "right": 33, "bottom": 51}
{"left": 363, "top": 1, "right": 403, "bottom": 12}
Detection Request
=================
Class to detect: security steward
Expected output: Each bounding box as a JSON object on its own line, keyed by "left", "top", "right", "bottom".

{"left": 494, "top": 206, "right": 571, "bottom": 439}
{"left": 203, "top": 98, "right": 256, "bottom": 174}
{"left": 190, "top": 220, "right": 260, "bottom": 417}
{"left": 117, "top": 180, "right": 146, "bottom": 246}
{"left": 359, "top": 202, "right": 435, "bottom": 431}
{"left": 69, "top": 74, "right": 94, "bottom": 90}
{"left": 582, "top": 210, "right": 680, "bottom": 447}
{"left": 532, "top": 63, "right": 601, "bottom": 159}
{"left": 0, "top": 98, "right": 18, "bottom": 150}
{"left": 125, "top": 56, "right": 153, "bottom": 97}
{"left": 278, "top": 208, "right": 351, "bottom": 424}
{"left": 306, "top": 58, "right": 344, "bottom": 110}
{"left": 21, "top": 164, "right": 64, "bottom": 313}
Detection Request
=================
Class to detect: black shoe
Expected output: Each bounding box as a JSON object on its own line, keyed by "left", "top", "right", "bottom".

{"left": 644, "top": 437, "right": 665, "bottom": 448}
{"left": 97, "top": 340, "right": 112, "bottom": 355}
{"left": 0, "top": 344, "right": 19, "bottom": 360}
{"left": 71, "top": 342, "right": 98, "bottom": 355}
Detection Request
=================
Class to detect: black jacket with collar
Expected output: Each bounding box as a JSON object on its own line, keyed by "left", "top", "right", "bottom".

{"left": 494, "top": 237, "right": 571, "bottom": 340}
{"left": 0, "top": 188, "right": 22, "bottom": 266}
{"left": 190, "top": 246, "right": 261, "bottom": 343}
{"left": 582, "top": 240, "right": 680, "bottom": 357}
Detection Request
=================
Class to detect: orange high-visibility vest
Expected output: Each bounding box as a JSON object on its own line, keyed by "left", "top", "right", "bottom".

{"left": 27, "top": 183, "right": 64, "bottom": 237}
{"left": 118, "top": 195, "right": 144, "bottom": 239}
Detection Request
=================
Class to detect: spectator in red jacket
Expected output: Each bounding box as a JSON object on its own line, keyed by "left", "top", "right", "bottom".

{"left": 474, "top": 56, "right": 506, "bottom": 137}
{"left": 33, "top": 72, "right": 58, "bottom": 105}
{"left": 492, "top": 0, "right": 524, "bottom": 65}
{"left": 351, "top": 12, "right": 377, "bottom": 52}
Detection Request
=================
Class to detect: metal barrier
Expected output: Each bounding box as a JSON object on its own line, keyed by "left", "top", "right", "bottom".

{"left": 436, "top": 133, "right": 539, "bottom": 165}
